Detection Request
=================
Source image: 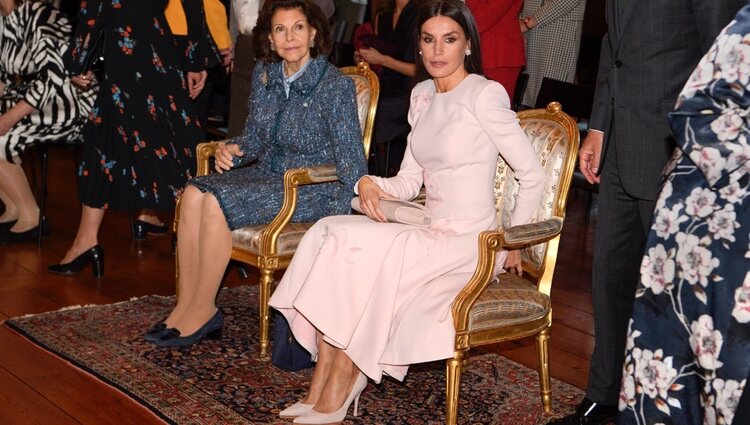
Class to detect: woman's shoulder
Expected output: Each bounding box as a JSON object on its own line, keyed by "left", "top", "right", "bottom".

{"left": 463, "top": 74, "right": 510, "bottom": 106}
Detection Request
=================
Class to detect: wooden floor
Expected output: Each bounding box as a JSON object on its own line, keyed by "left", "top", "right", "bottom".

{"left": 0, "top": 147, "right": 597, "bottom": 424}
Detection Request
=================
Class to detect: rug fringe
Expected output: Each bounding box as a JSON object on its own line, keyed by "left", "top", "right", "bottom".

{"left": 3, "top": 293, "right": 176, "bottom": 321}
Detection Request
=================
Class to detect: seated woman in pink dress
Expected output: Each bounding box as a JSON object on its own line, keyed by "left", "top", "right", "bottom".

{"left": 268, "top": 0, "right": 547, "bottom": 423}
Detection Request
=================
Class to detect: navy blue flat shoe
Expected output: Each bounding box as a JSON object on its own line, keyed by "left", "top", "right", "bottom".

{"left": 143, "top": 321, "right": 168, "bottom": 342}
{"left": 153, "top": 310, "right": 223, "bottom": 348}
{"left": 0, "top": 219, "right": 50, "bottom": 245}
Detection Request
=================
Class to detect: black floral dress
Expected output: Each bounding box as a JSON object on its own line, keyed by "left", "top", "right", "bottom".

{"left": 64, "top": 0, "right": 217, "bottom": 211}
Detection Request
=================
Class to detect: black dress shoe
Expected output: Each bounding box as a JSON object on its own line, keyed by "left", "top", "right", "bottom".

{"left": 547, "top": 398, "right": 617, "bottom": 425}
{"left": 47, "top": 245, "right": 105, "bottom": 278}
{"left": 0, "top": 220, "right": 50, "bottom": 245}
{"left": 132, "top": 219, "right": 169, "bottom": 240}
{"left": 0, "top": 219, "right": 17, "bottom": 233}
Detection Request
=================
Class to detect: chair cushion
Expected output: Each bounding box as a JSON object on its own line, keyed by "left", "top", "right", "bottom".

{"left": 231, "top": 222, "right": 314, "bottom": 255}
{"left": 468, "top": 273, "right": 551, "bottom": 332}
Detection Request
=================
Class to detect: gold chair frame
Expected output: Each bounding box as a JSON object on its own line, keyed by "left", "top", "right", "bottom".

{"left": 174, "top": 62, "right": 379, "bottom": 358}
{"left": 445, "top": 102, "right": 579, "bottom": 424}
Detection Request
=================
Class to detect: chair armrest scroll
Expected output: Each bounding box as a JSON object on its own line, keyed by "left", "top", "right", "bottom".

{"left": 196, "top": 140, "right": 229, "bottom": 177}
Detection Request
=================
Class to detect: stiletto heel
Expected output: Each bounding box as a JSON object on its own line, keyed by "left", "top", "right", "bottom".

{"left": 153, "top": 310, "right": 223, "bottom": 348}
{"left": 47, "top": 245, "right": 105, "bottom": 277}
{"left": 294, "top": 372, "right": 368, "bottom": 424}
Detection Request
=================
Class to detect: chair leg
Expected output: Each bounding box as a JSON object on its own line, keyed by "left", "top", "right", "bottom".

{"left": 445, "top": 351, "right": 465, "bottom": 425}
{"left": 535, "top": 326, "right": 553, "bottom": 413}
{"left": 37, "top": 146, "right": 49, "bottom": 247}
{"left": 258, "top": 268, "right": 274, "bottom": 360}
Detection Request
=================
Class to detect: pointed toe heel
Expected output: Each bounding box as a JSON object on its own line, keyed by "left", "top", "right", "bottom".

{"left": 279, "top": 400, "right": 315, "bottom": 418}
{"left": 293, "top": 372, "right": 367, "bottom": 424}
{"left": 47, "top": 245, "right": 105, "bottom": 278}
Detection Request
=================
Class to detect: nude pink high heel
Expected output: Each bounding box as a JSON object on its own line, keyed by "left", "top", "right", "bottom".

{"left": 279, "top": 400, "right": 315, "bottom": 418}
{"left": 293, "top": 372, "right": 367, "bottom": 424}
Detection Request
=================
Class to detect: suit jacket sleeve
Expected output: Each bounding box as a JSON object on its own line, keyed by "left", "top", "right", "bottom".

{"left": 529, "top": 0, "right": 585, "bottom": 28}
{"left": 588, "top": 31, "right": 612, "bottom": 133}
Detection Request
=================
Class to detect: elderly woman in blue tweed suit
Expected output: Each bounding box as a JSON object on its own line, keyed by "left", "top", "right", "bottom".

{"left": 146, "top": 0, "right": 367, "bottom": 347}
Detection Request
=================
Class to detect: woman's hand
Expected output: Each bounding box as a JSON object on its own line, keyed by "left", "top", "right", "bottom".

{"left": 214, "top": 143, "right": 244, "bottom": 173}
{"left": 220, "top": 45, "right": 234, "bottom": 72}
{"left": 187, "top": 70, "right": 207, "bottom": 99}
{"left": 70, "top": 71, "right": 95, "bottom": 90}
{"left": 357, "top": 176, "right": 397, "bottom": 223}
{"left": 358, "top": 48, "right": 387, "bottom": 66}
{"left": 503, "top": 250, "right": 523, "bottom": 276}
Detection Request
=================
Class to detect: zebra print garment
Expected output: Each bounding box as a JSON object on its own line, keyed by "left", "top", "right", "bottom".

{"left": 0, "top": 0, "right": 96, "bottom": 164}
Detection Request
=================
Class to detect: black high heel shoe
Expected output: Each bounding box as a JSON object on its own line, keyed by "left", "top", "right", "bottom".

{"left": 132, "top": 219, "right": 169, "bottom": 240}
{"left": 0, "top": 219, "right": 18, "bottom": 233}
{"left": 0, "top": 219, "right": 50, "bottom": 245}
{"left": 153, "top": 310, "right": 223, "bottom": 348}
{"left": 47, "top": 245, "right": 105, "bottom": 278}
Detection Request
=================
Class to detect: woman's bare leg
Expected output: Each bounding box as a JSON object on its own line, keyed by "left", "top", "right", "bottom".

{"left": 0, "top": 159, "right": 39, "bottom": 232}
{"left": 312, "top": 347, "right": 361, "bottom": 414}
{"left": 301, "top": 333, "right": 337, "bottom": 405}
{"left": 164, "top": 188, "right": 232, "bottom": 335}
{"left": 59, "top": 205, "right": 105, "bottom": 263}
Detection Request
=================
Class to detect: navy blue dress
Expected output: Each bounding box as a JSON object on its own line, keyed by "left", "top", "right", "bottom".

{"left": 189, "top": 56, "right": 367, "bottom": 230}
{"left": 618, "top": 5, "right": 750, "bottom": 424}
{"left": 64, "top": 0, "right": 217, "bottom": 211}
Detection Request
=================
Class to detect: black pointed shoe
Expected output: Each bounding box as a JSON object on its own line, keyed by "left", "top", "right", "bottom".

{"left": 547, "top": 398, "right": 617, "bottom": 425}
{"left": 0, "top": 219, "right": 17, "bottom": 233}
{"left": 132, "top": 219, "right": 169, "bottom": 240}
{"left": 47, "top": 245, "right": 105, "bottom": 278}
{"left": 0, "top": 219, "right": 50, "bottom": 245}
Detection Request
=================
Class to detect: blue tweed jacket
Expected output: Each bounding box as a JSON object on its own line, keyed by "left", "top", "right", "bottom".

{"left": 190, "top": 56, "right": 367, "bottom": 230}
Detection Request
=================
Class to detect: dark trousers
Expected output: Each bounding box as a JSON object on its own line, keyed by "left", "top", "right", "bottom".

{"left": 587, "top": 144, "right": 656, "bottom": 404}
{"left": 227, "top": 33, "right": 255, "bottom": 138}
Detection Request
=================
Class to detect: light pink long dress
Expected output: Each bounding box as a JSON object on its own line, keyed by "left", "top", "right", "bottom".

{"left": 268, "top": 74, "right": 546, "bottom": 383}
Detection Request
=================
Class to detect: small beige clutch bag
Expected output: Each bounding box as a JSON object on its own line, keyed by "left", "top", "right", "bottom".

{"left": 351, "top": 197, "right": 431, "bottom": 227}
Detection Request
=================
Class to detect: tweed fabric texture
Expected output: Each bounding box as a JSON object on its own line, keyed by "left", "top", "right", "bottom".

{"left": 189, "top": 56, "right": 367, "bottom": 230}
{"left": 520, "top": 0, "right": 586, "bottom": 107}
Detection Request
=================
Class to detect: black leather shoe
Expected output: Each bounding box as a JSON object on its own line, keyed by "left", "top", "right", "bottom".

{"left": 47, "top": 245, "right": 105, "bottom": 278}
{"left": 0, "top": 219, "right": 17, "bottom": 233}
{"left": 132, "top": 219, "right": 169, "bottom": 240}
{"left": 0, "top": 220, "right": 50, "bottom": 245}
{"left": 153, "top": 310, "right": 223, "bottom": 348}
{"left": 547, "top": 398, "right": 617, "bottom": 425}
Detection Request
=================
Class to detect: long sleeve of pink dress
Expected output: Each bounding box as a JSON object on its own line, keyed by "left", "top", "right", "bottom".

{"left": 269, "top": 74, "right": 546, "bottom": 382}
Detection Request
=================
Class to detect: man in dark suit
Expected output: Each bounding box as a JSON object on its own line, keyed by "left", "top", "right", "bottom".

{"left": 550, "top": 1, "right": 745, "bottom": 424}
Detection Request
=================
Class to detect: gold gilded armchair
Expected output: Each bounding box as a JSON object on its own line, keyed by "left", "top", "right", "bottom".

{"left": 174, "top": 62, "right": 379, "bottom": 357}
{"left": 445, "top": 102, "right": 579, "bottom": 424}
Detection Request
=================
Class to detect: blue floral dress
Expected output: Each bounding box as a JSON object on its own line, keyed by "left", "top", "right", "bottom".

{"left": 64, "top": 0, "right": 217, "bottom": 211}
{"left": 618, "top": 5, "right": 750, "bottom": 425}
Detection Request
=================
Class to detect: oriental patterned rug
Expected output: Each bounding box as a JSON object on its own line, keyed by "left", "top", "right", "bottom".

{"left": 4, "top": 285, "right": 583, "bottom": 424}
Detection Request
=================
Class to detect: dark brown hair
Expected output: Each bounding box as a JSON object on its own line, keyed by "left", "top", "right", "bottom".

{"left": 253, "top": 0, "right": 333, "bottom": 63}
{"left": 414, "top": 0, "right": 483, "bottom": 82}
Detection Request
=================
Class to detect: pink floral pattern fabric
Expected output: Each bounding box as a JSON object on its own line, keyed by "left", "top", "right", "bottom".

{"left": 619, "top": 6, "right": 750, "bottom": 425}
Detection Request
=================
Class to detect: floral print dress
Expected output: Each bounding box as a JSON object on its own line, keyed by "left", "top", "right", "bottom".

{"left": 618, "top": 5, "right": 750, "bottom": 425}
{"left": 64, "top": 0, "right": 217, "bottom": 211}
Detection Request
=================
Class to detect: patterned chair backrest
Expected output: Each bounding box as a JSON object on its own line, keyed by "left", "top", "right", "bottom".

{"left": 341, "top": 63, "right": 380, "bottom": 159}
{"left": 493, "top": 103, "right": 579, "bottom": 277}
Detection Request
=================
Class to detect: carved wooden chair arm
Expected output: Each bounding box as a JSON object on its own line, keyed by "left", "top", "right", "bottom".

{"left": 195, "top": 140, "right": 229, "bottom": 177}
{"left": 450, "top": 216, "right": 564, "bottom": 333}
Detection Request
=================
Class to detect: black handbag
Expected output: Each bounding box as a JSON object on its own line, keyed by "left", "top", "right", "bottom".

{"left": 271, "top": 311, "right": 314, "bottom": 371}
